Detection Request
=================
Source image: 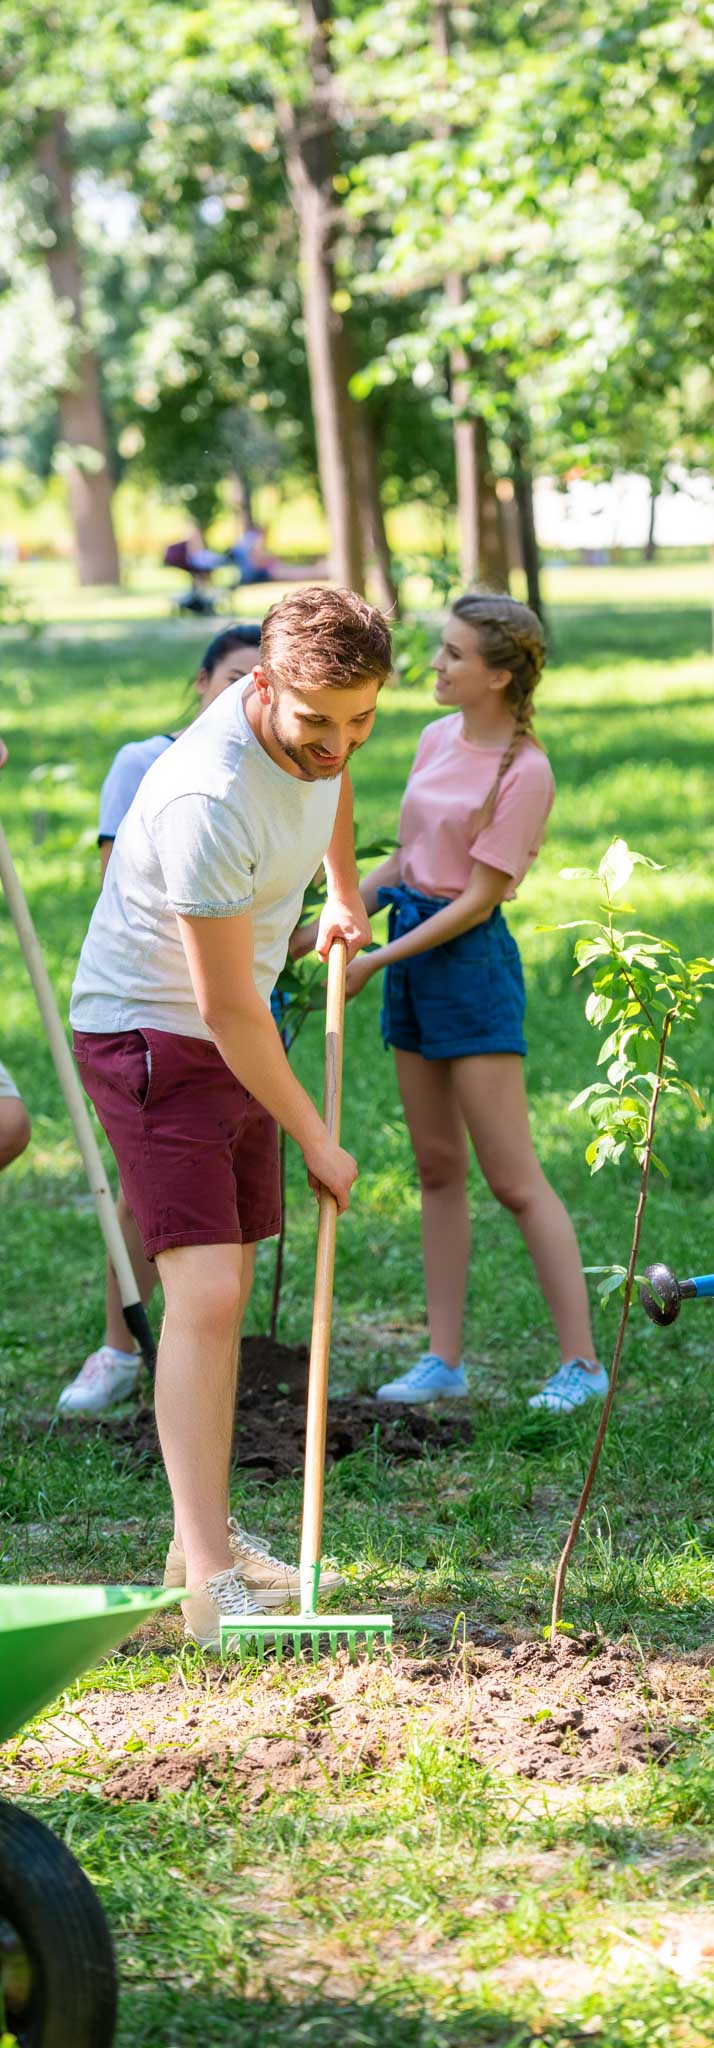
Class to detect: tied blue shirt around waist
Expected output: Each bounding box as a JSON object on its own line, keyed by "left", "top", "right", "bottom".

{"left": 376, "top": 882, "right": 527, "bottom": 1062}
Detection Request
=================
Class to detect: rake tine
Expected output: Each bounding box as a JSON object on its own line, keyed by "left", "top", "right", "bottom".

{"left": 220, "top": 1613, "right": 394, "bottom": 1664}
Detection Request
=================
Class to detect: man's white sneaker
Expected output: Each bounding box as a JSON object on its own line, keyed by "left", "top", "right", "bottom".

{"left": 377, "top": 1354, "right": 468, "bottom": 1403}
{"left": 528, "top": 1358, "right": 609, "bottom": 1415}
{"left": 56, "top": 1345, "right": 139, "bottom": 1417}
{"left": 182, "top": 1568, "right": 262, "bottom": 1649}
{"left": 163, "top": 1522, "right": 344, "bottom": 1607}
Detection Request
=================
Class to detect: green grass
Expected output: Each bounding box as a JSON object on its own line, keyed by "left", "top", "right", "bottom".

{"left": 2, "top": 562, "right": 714, "bottom": 2044}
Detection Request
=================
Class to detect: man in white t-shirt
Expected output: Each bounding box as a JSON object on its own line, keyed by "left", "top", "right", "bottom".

{"left": 70, "top": 587, "right": 391, "bottom": 1648}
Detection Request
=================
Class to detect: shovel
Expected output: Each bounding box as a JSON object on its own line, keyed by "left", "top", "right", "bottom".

{"left": 0, "top": 818, "right": 155, "bottom": 1373}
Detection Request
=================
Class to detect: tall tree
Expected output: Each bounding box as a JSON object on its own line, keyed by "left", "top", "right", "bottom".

{"left": 0, "top": 5, "right": 122, "bottom": 583}
{"left": 432, "top": 0, "right": 508, "bottom": 589}
{"left": 35, "top": 113, "right": 119, "bottom": 585}
{"left": 279, "top": 2, "right": 366, "bottom": 592}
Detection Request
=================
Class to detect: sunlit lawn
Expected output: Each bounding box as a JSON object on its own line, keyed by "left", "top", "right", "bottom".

{"left": 1, "top": 562, "right": 714, "bottom": 2045}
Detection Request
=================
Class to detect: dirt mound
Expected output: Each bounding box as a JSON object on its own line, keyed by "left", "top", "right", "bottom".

{"left": 8, "top": 1630, "right": 708, "bottom": 1804}
{"left": 33, "top": 1336, "right": 473, "bottom": 1478}
{"left": 97, "top": 1633, "right": 694, "bottom": 1799}
{"left": 241, "top": 1334, "right": 310, "bottom": 1404}
{"left": 105, "top": 1394, "right": 471, "bottom": 1481}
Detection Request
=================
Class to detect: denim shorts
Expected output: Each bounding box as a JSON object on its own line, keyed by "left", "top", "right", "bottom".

{"left": 379, "top": 885, "right": 527, "bottom": 1062}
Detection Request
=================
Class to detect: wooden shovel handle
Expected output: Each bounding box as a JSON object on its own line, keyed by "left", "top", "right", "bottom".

{"left": 0, "top": 816, "right": 154, "bottom": 1367}
{"left": 299, "top": 938, "right": 347, "bottom": 1601}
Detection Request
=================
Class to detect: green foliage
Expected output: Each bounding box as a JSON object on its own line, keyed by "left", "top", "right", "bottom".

{"left": 3, "top": 560, "right": 714, "bottom": 2047}
{"left": 0, "top": 575, "right": 39, "bottom": 636}
{"left": 544, "top": 839, "right": 714, "bottom": 1190}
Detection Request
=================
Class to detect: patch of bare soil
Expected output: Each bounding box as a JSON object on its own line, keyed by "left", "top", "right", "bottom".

{"left": 24, "top": 1337, "right": 473, "bottom": 1478}
{"left": 4, "top": 1631, "right": 712, "bottom": 1802}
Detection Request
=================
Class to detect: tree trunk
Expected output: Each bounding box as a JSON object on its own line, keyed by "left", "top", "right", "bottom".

{"left": 475, "top": 417, "right": 510, "bottom": 591}
{"left": 644, "top": 480, "right": 657, "bottom": 563}
{"left": 444, "top": 273, "right": 479, "bottom": 584}
{"left": 511, "top": 439, "right": 544, "bottom": 619}
{"left": 231, "top": 467, "right": 253, "bottom": 529}
{"left": 279, "top": 4, "right": 366, "bottom": 593}
{"left": 350, "top": 405, "right": 400, "bottom": 615}
{"left": 35, "top": 113, "right": 120, "bottom": 587}
{"left": 432, "top": 3, "right": 508, "bottom": 592}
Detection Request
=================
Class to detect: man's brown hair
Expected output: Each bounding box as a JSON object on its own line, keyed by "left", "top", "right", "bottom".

{"left": 260, "top": 585, "right": 392, "bottom": 691}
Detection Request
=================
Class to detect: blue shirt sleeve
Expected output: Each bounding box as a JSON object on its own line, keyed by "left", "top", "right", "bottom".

{"left": 98, "top": 737, "right": 174, "bottom": 840}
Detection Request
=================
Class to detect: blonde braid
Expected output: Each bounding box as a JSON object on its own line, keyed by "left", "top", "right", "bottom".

{"left": 451, "top": 593, "right": 546, "bottom": 834}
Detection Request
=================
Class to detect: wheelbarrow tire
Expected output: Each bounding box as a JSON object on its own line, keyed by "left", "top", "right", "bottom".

{"left": 0, "top": 1799, "right": 117, "bottom": 2047}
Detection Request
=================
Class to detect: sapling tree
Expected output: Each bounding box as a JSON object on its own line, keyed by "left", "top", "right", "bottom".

{"left": 543, "top": 838, "right": 714, "bottom": 1637}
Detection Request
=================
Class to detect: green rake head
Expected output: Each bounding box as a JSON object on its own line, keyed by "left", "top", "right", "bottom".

{"left": 220, "top": 1611, "right": 393, "bottom": 1666}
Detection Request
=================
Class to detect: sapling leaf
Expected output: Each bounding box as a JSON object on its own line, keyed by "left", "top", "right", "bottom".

{"left": 535, "top": 919, "right": 600, "bottom": 933}
{"left": 585, "top": 992, "right": 614, "bottom": 1026}
{"left": 598, "top": 841, "right": 663, "bottom": 896}
{"left": 598, "top": 1271, "right": 628, "bottom": 1297}
{"left": 583, "top": 1265, "right": 628, "bottom": 1279}
{"left": 569, "top": 1082, "right": 612, "bottom": 1111}
{"left": 676, "top": 1079, "right": 706, "bottom": 1113}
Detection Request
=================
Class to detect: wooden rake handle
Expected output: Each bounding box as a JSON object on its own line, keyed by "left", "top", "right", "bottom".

{"left": 299, "top": 937, "right": 347, "bottom": 1608}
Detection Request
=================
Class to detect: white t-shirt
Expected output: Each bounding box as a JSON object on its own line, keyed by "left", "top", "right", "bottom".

{"left": 98, "top": 734, "right": 175, "bottom": 840}
{"left": 70, "top": 676, "right": 340, "bottom": 1039}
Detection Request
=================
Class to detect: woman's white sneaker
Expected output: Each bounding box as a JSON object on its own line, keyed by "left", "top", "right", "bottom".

{"left": 528, "top": 1359, "right": 609, "bottom": 1414}
{"left": 56, "top": 1345, "right": 139, "bottom": 1416}
{"left": 377, "top": 1354, "right": 468, "bottom": 1403}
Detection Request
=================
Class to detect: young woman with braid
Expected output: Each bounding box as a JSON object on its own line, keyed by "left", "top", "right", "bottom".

{"left": 345, "top": 593, "right": 607, "bottom": 1414}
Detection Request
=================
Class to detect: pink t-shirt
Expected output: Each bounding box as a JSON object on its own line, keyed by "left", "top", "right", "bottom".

{"left": 399, "top": 714, "right": 555, "bottom": 901}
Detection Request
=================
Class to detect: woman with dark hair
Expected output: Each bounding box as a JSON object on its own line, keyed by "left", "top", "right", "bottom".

{"left": 58, "top": 624, "right": 262, "bottom": 1415}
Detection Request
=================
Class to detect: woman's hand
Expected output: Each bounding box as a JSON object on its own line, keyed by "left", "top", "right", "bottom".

{"left": 288, "top": 918, "right": 319, "bottom": 961}
{"left": 345, "top": 951, "right": 381, "bottom": 1001}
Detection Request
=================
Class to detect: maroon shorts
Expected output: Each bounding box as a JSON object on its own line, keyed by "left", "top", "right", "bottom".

{"left": 72, "top": 1028, "right": 281, "bottom": 1259}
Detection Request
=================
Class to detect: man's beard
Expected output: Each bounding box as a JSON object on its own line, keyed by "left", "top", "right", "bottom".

{"left": 268, "top": 703, "right": 347, "bottom": 780}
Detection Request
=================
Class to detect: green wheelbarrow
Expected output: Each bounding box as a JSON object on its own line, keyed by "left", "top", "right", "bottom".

{"left": 0, "top": 1583, "right": 181, "bottom": 2047}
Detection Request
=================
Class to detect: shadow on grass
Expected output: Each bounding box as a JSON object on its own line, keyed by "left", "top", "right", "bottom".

{"left": 117, "top": 1985, "right": 592, "bottom": 2047}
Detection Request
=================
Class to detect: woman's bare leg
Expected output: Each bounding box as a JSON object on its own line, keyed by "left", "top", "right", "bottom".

{"left": 451, "top": 1054, "right": 597, "bottom": 1364}
{"left": 395, "top": 1050, "right": 470, "bottom": 1368}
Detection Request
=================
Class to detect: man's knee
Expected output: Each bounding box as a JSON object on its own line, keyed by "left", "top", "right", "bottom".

{"left": 0, "top": 1099, "right": 31, "bottom": 1170}
{"left": 159, "top": 1244, "right": 244, "bottom": 1331}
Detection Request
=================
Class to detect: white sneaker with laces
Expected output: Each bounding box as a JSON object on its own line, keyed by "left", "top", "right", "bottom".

{"left": 182, "top": 1567, "right": 262, "bottom": 1649}
{"left": 376, "top": 1353, "right": 468, "bottom": 1404}
{"left": 164, "top": 1522, "right": 344, "bottom": 1606}
{"left": 528, "top": 1358, "right": 609, "bottom": 1415}
{"left": 56, "top": 1345, "right": 139, "bottom": 1417}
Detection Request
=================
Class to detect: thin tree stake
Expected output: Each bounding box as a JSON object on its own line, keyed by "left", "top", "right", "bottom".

{"left": 550, "top": 1012, "right": 674, "bottom": 1639}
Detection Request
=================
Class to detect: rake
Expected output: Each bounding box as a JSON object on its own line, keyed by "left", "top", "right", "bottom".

{"left": 221, "top": 936, "right": 393, "bottom": 1665}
